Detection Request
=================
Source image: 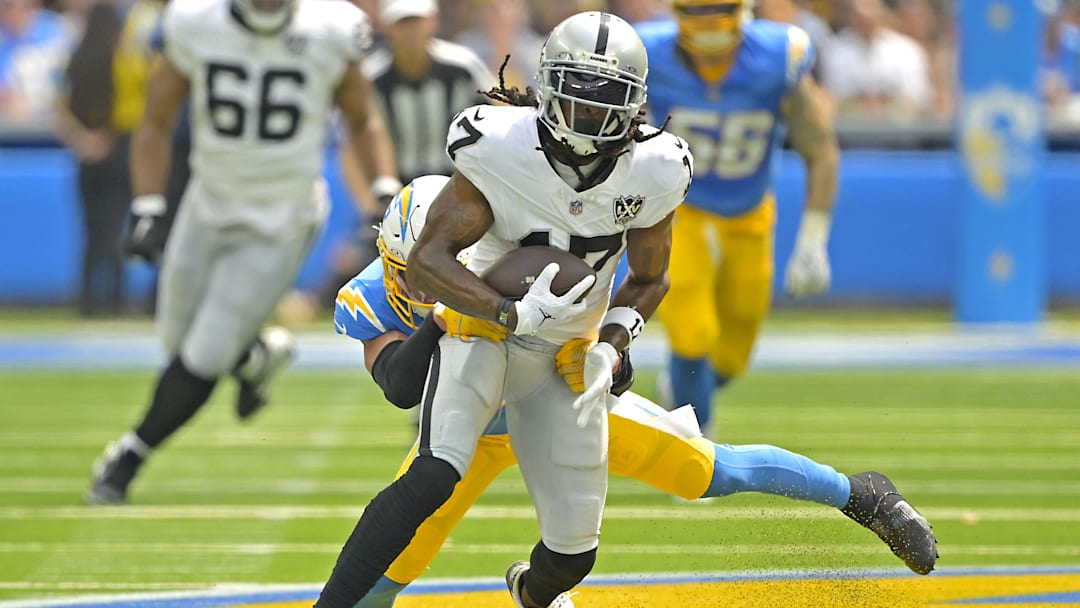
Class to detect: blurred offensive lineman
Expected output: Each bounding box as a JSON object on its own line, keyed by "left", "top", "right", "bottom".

{"left": 329, "top": 175, "right": 937, "bottom": 607}
{"left": 86, "top": 0, "right": 389, "bottom": 504}
{"left": 316, "top": 12, "right": 694, "bottom": 608}
{"left": 638, "top": 0, "right": 840, "bottom": 433}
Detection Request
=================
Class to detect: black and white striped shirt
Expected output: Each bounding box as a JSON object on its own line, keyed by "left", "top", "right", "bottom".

{"left": 364, "top": 39, "right": 495, "bottom": 182}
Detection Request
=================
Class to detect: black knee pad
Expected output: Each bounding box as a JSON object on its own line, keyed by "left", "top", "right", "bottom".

{"left": 394, "top": 455, "right": 460, "bottom": 512}
{"left": 525, "top": 542, "right": 597, "bottom": 606}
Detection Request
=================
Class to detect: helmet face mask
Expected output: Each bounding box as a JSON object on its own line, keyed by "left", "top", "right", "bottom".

{"left": 232, "top": 0, "right": 297, "bottom": 34}
{"left": 376, "top": 175, "right": 452, "bottom": 329}
{"left": 537, "top": 12, "right": 648, "bottom": 158}
{"left": 671, "top": 0, "right": 754, "bottom": 56}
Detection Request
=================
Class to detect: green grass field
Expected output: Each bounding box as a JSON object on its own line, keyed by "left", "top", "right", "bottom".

{"left": 2, "top": 364, "right": 1079, "bottom": 600}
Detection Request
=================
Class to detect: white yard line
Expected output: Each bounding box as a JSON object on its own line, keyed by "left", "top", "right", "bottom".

{"left": 2, "top": 477, "right": 1078, "bottom": 496}
{"left": 1, "top": 542, "right": 1078, "bottom": 557}
{"left": 0, "top": 504, "right": 1076, "bottom": 522}
{"left": 0, "top": 434, "right": 403, "bottom": 449}
{"left": 0, "top": 582, "right": 222, "bottom": 591}
{"left": 3, "top": 430, "right": 1076, "bottom": 449}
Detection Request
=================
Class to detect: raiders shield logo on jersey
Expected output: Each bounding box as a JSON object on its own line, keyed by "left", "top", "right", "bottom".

{"left": 569, "top": 200, "right": 583, "bottom": 216}
{"left": 612, "top": 195, "right": 644, "bottom": 226}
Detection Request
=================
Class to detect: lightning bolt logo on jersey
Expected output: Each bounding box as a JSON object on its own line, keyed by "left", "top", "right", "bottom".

{"left": 335, "top": 260, "right": 419, "bottom": 340}
{"left": 635, "top": 19, "right": 814, "bottom": 217}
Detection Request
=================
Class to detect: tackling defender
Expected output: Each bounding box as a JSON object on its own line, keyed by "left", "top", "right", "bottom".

{"left": 331, "top": 175, "right": 937, "bottom": 607}
{"left": 86, "top": 0, "right": 390, "bottom": 504}
{"left": 638, "top": 0, "right": 840, "bottom": 433}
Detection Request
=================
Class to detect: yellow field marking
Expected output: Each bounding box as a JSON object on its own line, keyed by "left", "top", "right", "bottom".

{"left": 233, "top": 573, "right": 1080, "bottom": 608}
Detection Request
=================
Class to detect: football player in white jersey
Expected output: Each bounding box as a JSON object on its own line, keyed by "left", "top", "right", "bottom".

{"left": 330, "top": 175, "right": 935, "bottom": 608}
{"left": 316, "top": 12, "right": 694, "bottom": 608}
{"left": 86, "top": 0, "right": 393, "bottom": 504}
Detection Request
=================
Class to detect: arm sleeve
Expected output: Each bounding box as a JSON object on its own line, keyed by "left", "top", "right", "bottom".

{"left": 371, "top": 314, "right": 446, "bottom": 409}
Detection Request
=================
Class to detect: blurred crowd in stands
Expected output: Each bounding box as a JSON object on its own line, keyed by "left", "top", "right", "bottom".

{"left": 0, "top": 0, "right": 1076, "bottom": 318}
{"left": 2, "top": 0, "right": 1080, "bottom": 138}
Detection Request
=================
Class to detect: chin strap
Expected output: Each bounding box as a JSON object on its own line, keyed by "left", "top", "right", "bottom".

{"left": 536, "top": 118, "right": 629, "bottom": 190}
{"left": 560, "top": 132, "right": 599, "bottom": 157}
{"left": 540, "top": 121, "right": 596, "bottom": 160}
{"left": 538, "top": 123, "right": 595, "bottom": 182}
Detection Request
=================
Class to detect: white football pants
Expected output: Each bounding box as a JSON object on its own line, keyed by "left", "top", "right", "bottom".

{"left": 419, "top": 334, "right": 609, "bottom": 555}
{"left": 157, "top": 183, "right": 322, "bottom": 378}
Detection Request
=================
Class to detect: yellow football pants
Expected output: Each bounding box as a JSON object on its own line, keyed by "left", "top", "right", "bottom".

{"left": 384, "top": 412, "right": 716, "bottom": 584}
{"left": 658, "top": 195, "right": 776, "bottom": 379}
{"left": 384, "top": 434, "right": 517, "bottom": 584}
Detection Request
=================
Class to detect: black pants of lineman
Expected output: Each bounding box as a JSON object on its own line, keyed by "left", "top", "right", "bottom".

{"left": 77, "top": 134, "right": 130, "bottom": 317}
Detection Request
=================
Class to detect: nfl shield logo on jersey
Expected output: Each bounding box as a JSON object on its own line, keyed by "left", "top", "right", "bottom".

{"left": 569, "top": 200, "right": 583, "bottom": 216}
{"left": 612, "top": 195, "right": 644, "bottom": 225}
{"left": 285, "top": 34, "right": 308, "bottom": 56}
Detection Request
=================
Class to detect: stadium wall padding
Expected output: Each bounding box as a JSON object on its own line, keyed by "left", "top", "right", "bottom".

{"left": 1, "top": 148, "right": 1078, "bottom": 305}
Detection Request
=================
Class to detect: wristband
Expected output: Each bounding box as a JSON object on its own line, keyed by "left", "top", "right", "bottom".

{"left": 495, "top": 298, "right": 514, "bottom": 327}
{"left": 372, "top": 175, "right": 404, "bottom": 201}
{"left": 794, "top": 209, "right": 832, "bottom": 250}
{"left": 602, "top": 306, "right": 644, "bottom": 343}
{"left": 132, "top": 194, "right": 167, "bottom": 216}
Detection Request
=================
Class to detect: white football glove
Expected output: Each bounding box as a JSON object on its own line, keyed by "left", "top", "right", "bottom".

{"left": 571, "top": 341, "right": 619, "bottom": 428}
{"left": 784, "top": 209, "right": 832, "bottom": 298}
{"left": 512, "top": 263, "right": 595, "bottom": 336}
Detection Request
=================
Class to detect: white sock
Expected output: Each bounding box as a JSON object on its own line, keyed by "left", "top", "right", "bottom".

{"left": 119, "top": 431, "right": 151, "bottom": 459}
{"left": 235, "top": 341, "right": 267, "bottom": 381}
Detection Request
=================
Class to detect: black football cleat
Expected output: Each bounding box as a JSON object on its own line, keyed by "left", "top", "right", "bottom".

{"left": 85, "top": 442, "right": 144, "bottom": 505}
{"left": 235, "top": 326, "right": 295, "bottom": 420}
{"left": 841, "top": 471, "right": 939, "bottom": 575}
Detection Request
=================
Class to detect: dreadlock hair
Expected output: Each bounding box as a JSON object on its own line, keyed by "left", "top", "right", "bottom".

{"left": 480, "top": 55, "right": 540, "bottom": 108}
{"left": 479, "top": 55, "right": 671, "bottom": 175}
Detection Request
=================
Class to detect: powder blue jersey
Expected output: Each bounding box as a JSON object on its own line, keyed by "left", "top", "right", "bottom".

{"left": 334, "top": 260, "right": 509, "bottom": 434}
{"left": 334, "top": 259, "right": 418, "bottom": 341}
{"left": 636, "top": 19, "right": 814, "bottom": 217}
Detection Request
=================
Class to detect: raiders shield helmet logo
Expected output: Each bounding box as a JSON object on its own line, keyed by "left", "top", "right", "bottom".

{"left": 612, "top": 195, "right": 644, "bottom": 226}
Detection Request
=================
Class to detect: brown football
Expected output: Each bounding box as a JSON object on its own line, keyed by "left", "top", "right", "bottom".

{"left": 481, "top": 246, "right": 596, "bottom": 300}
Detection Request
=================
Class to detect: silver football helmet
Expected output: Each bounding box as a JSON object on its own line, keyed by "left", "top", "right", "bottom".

{"left": 537, "top": 12, "right": 648, "bottom": 157}
{"left": 232, "top": 0, "right": 297, "bottom": 34}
